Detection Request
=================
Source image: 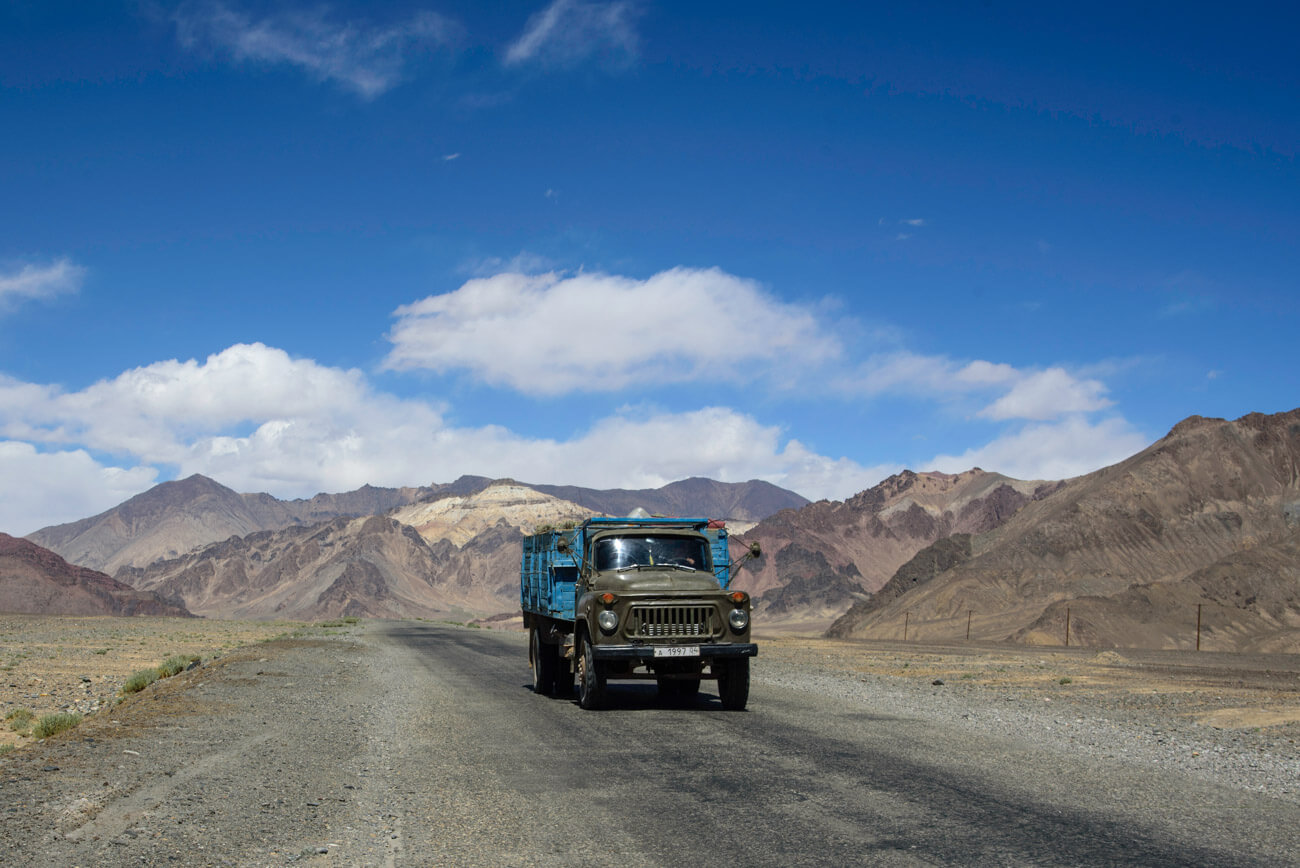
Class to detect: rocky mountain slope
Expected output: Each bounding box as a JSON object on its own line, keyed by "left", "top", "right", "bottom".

{"left": 112, "top": 482, "right": 695, "bottom": 620}
{"left": 30, "top": 475, "right": 800, "bottom": 580}
{"left": 115, "top": 516, "right": 466, "bottom": 621}
{"left": 0, "top": 534, "right": 191, "bottom": 617}
{"left": 24, "top": 474, "right": 439, "bottom": 575}
{"left": 732, "top": 469, "right": 1059, "bottom": 628}
{"left": 828, "top": 410, "right": 1300, "bottom": 652}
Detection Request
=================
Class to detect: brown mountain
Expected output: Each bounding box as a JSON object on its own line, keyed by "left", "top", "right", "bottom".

{"left": 26, "top": 474, "right": 453, "bottom": 575}
{"left": 828, "top": 410, "right": 1300, "bottom": 653}
{"left": 115, "top": 515, "right": 494, "bottom": 621}
{"left": 31, "top": 474, "right": 804, "bottom": 580}
{"left": 0, "top": 534, "right": 191, "bottom": 617}
{"left": 733, "top": 469, "right": 1058, "bottom": 630}
{"left": 112, "top": 483, "right": 592, "bottom": 620}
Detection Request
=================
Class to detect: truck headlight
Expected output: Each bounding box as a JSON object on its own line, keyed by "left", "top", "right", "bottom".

{"left": 728, "top": 609, "right": 749, "bottom": 633}
{"left": 597, "top": 609, "right": 619, "bottom": 634}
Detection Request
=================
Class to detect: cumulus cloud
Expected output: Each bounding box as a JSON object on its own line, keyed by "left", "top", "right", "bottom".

{"left": 173, "top": 2, "right": 458, "bottom": 98}
{"left": 977, "top": 367, "right": 1112, "bottom": 420}
{"left": 0, "top": 342, "right": 886, "bottom": 526}
{"left": 838, "top": 354, "right": 1112, "bottom": 421}
{"left": 1, "top": 343, "right": 384, "bottom": 462}
{"left": 0, "top": 258, "right": 85, "bottom": 308}
{"left": 837, "top": 352, "right": 1018, "bottom": 397}
{"left": 0, "top": 442, "right": 157, "bottom": 535}
{"left": 504, "top": 0, "right": 639, "bottom": 68}
{"left": 383, "top": 268, "right": 841, "bottom": 393}
{"left": 929, "top": 415, "right": 1149, "bottom": 481}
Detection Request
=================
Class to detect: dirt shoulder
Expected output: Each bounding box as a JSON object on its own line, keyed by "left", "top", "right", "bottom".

{"left": 0, "top": 615, "right": 309, "bottom": 751}
{"left": 757, "top": 634, "right": 1300, "bottom": 730}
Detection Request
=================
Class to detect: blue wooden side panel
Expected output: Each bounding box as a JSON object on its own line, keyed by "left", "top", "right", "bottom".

{"left": 520, "top": 529, "right": 580, "bottom": 620}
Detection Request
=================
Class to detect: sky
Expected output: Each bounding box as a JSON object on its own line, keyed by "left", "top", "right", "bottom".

{"left": 1, "top": 1, "right": 1296, "bottom": 535}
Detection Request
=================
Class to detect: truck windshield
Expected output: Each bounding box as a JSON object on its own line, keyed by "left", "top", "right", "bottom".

{"left": 594, "top": 536, "right": 710, "bottom": 572}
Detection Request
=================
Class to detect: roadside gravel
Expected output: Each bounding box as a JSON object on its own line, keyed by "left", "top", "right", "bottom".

{"left": 1, "top": 622, "right": 1297, "bottom": 867}
{"left": 756, "top": 638, "right": 1300, "bottom": 805}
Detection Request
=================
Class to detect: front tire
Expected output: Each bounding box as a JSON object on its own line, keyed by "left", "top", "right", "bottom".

{"left": 576, "top": 633, "right": 605, "bottom": 710}
{"left": 530, "top": 627, "right": 557, "bottom": 696}
{"left": 717, "top": 658, "right": 749, "bottom": 711}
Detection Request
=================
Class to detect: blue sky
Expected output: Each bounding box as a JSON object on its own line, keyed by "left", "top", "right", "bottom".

{"left": 1, "top": 1, "right": 1296, "bottom": 534}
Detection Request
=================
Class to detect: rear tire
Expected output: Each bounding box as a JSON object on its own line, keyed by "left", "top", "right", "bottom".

{"left": 718, "top": 658, "right": 749, "bottom": 711}
{"left": 530, "top": 627, "right": 557, "bottom": 696}
{"left": 576, "top": 633, "right": 605, "bottom": 710}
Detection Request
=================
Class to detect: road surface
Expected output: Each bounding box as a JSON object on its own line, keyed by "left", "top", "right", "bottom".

{"left": 1, "top": 621, "right": 1295, "bottom": 866}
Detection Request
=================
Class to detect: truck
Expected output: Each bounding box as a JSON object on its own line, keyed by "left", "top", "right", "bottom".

{"left": 520, "top": 515, "right": 760, "bottom": 710}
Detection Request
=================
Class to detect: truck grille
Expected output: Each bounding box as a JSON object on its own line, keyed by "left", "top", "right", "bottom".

{"left": 630, "top": 605, "right": 716, "bottom": 638}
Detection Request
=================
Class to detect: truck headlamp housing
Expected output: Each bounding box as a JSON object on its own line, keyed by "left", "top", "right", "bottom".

{"left": 728, "top": 608, "right": 749, "bottom": 633}
{"left": 597, "top": 609, "right": 619, "bottom": 634}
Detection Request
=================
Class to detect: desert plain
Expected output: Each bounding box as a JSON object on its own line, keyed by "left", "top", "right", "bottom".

{"left": 4, "top": 615, "right": 1299, "bottom": 754}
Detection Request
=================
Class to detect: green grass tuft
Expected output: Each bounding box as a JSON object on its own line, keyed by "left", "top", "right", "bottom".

{"left": 158, "top": 654, "right": 200, "bottom": 677}
{"left": 6, "top": 708, "right": 35, "bottom": 734}
{"left": 122, "top": 668, "right": 161, "bottom": 694}
{"left": 32, "top": 712, "right": 81, "bottom": 739}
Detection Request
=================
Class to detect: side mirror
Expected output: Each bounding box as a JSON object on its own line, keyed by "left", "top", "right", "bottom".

{"left": 727, "top": 539, "right": 762, "bottom": 576}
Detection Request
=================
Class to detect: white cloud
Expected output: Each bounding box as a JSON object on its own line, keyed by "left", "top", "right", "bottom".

{"left": 929, "top": 415, "right": 1149, "bottom": 481}
{"left": 0, "top": 258, "right": 85, "bottom": 308}
{"left": 504, "top": 0, "right": 639, "bottom": 68}
{"left": 1, "top": 343, "right": 383, "bottom": 462}
{"left": 0, "top": 442, "right": 157, "bottom": 536}
{"left": 173, "top": 2, "right": 458, "bottom": 98}
{"left": 0, "top": 342, "right": 886, "bottom": 524}
{"left": 383, "top": 268, "right": 841, "bottom": 393}
{"left": 501, "top": 406, "right": 890, "bottom": 499}
{"left": 837, "top": 352, "right": 1017, "bottom": 397}
{"left": 839, "top": 354, "right": 1111, "bottom": 421}
{"left": 977, "top": 367, "right": 1111, "bottom": 421}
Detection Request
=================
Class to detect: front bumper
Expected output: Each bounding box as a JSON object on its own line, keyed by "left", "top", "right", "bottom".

{"left": 591, "top": 642, "right": 758, "bottom": 662}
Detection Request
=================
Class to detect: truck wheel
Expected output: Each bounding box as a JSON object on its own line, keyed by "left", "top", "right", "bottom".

{"left": 718, "top": 658, "right": 749, "bottom": 711}
{"left": 530, "top": 627, "right": 557, "bottom": 696}
{"left": 576, "top": 634, "right": 605, "bottom": 710}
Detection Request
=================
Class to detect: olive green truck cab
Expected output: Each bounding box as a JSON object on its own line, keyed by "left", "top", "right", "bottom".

{"left": 520, "top": 516, "right": 760, "bottom": 710}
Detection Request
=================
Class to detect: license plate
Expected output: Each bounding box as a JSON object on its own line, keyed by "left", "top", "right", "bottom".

{"left": 654, "top": 645, "right": 700, "bottom": 658}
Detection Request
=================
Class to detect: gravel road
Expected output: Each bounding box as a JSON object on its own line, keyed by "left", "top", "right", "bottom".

{"left": 2, "top": 621, "right": 1297, "bottom": 866}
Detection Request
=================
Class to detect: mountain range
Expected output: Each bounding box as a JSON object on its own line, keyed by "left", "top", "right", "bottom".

{"left": 731, "top": 468, "right": 1061, "bottom": 628}
{"left": 12, "top": 408, "right": 1300, "bottom": 652}
{"left": 827, "top": 410, "right": 1300, "bottom": 652}
{"left": 0, "top": 533, "right": 190, "bottom": 617}
{"left": 24, "top": 475, "right": 803, "bottom": 621}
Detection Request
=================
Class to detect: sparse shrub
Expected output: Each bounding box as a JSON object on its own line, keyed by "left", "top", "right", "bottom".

{"left": 158, "top": 654, "right": 200, "bottom": 677}
{"left": 94, "top": 648, "right": 109, "bottom": 655}
{"left": 0, "top": 743, "right": 14, "bottom": 755}
{"left": 122, "top": 668, "right": 161, "bottom": 694}
{"left": 32, "top": 712, "right": 81, "bottom": 739}
{"left": 6, "top": 708, "right": 35, "bottom": 734}
{"left": 1058, "top": 677, "right": 1072, "bottom": 685}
